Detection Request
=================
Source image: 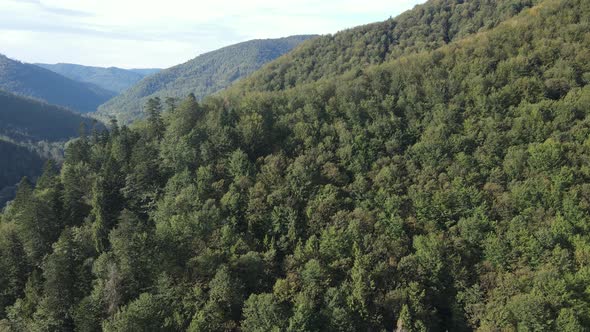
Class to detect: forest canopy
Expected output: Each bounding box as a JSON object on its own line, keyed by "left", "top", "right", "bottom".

{"left": 1, "top": 0, "right": 590, "bottom": 331}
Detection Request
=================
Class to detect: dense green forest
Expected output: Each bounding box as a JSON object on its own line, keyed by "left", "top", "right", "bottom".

{"left": 1, "top": 0, "right": 590, "bottom": 331}
{"left": 235, "top": 0, "right": 542, "bottom": 92}
{"left": 36, "top": 63, "right": 160, "bottom": 94}
{"left": 96, "top": 35, "right": 316, "bottom": 124}
{"left": 0, "top": 54, "right": 115, "bottom": 113}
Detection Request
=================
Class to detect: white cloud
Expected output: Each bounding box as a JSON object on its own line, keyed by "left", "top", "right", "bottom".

{"left": 0, "top": 0, "right": 425, "bottom": 68}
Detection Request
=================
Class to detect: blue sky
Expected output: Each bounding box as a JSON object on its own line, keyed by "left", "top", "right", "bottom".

{"left": 0, "top": 0, "right": 426, "bottom": 69}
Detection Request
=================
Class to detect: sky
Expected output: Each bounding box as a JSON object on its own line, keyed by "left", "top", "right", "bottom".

{"left": 0, "top": 0, "right": 425, "bottom": 69}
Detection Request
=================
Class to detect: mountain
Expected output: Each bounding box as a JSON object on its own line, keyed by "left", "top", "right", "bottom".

{"left": 0, "top": 54, "right": 115, "bottom": 113}
{"left": 96, "top": 35, "right": 317, "bottom": 123}
{"left": 0, "top": 140, "right": 45, "bottom": 206}
{"left": 2, "top": 0, "right": 590, "bottom": 331}
{"left": 0, "top": 89, "right": 98, "bottom": 142}
{"left": 35, "top": 63, "right": 160, "bottom": 94}
{"left": 0, "top": 89, "right": 101, "bottom": 207}
{"left": 234, "top": 0, "right": 543, "bottom": 93}
{"left": 128, "top": 68, "right": 161, "bottom": 76}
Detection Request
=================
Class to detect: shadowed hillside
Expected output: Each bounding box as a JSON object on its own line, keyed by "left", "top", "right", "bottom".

{"left": 0, "top": 54, "right": 115, "bottom": 113}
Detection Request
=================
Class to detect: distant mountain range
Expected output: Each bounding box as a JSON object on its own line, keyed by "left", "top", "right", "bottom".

{"left": 96, "top": 35, "right": 317, "bottom": 123}
{"left": 36, "top": 63, "right": 161, "bottom": 93}
{"left": 0, "top": 54, "right": 115, "bottom": 113}
{"left": 127, "top": 68, "right": 161, "bottom": 76}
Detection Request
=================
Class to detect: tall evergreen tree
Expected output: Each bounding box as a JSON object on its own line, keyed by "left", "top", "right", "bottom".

{"left": 145, "top": 97, "right": 165, "bottom": 141}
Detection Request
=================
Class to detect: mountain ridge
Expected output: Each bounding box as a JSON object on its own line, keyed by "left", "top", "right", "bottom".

{"left": 35, "top": 63, "right": 160, "bottom": 94}
{"left": 0, "top": 54, "right": 115, "bottom": 113}
{"left": 96, "top": 35, "right": 317, "bottom": 123}
{"left": 231, "top": 0, "right": 543, "bottom": 93}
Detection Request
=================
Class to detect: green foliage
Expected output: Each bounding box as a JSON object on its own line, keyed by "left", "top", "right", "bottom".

{"left": 103, "top": 292, "right": 171, "bottom": 332}
{"left": 144, "top": 97, "right": 165, "bottom": 141}
{"left": 235, "top": 0, "right": 542, "bottom": 93}
{"left": 1, "top": 0, "right": 590, "bottom": 330}
{"left": 0, "top": 222, "right": 30, "bottom": 319}
{"left": 3, "top": 176, "right": 63, "bottom": 264}
{"left": 91, "top": 157, "right": 125, "bottom": 252}
{"left": 33, "top": 227, "right": 96, "bottom": 330}
{"left": 241, "top": 293, "right": 288, "bottom": 332}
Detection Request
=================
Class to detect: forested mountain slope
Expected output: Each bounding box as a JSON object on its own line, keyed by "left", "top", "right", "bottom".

{"left": 0, "top": 141, "right": 45, "bottom": 207}
{"left": 234, "top": 0, "right": 542, "bottom": 93}
{"left": 0, "top": 90, "right": 98, "bottom": 142}
{"left": 1, "top": 0, "right": 590, "bottom": 331}
{"left": 128, "top": 68, "right": 161, "bottom": 76}
{"left": 0, "top": 89, "right": 101, "bottom": 207}
{"left": 36, "top": 63, "right": 157, "bottom": 94}
{"left": 0, "top": 55, "right": 115, "bottom": 113}
{"left": 96, "top": 35, "right": 316, "bottom": 124}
